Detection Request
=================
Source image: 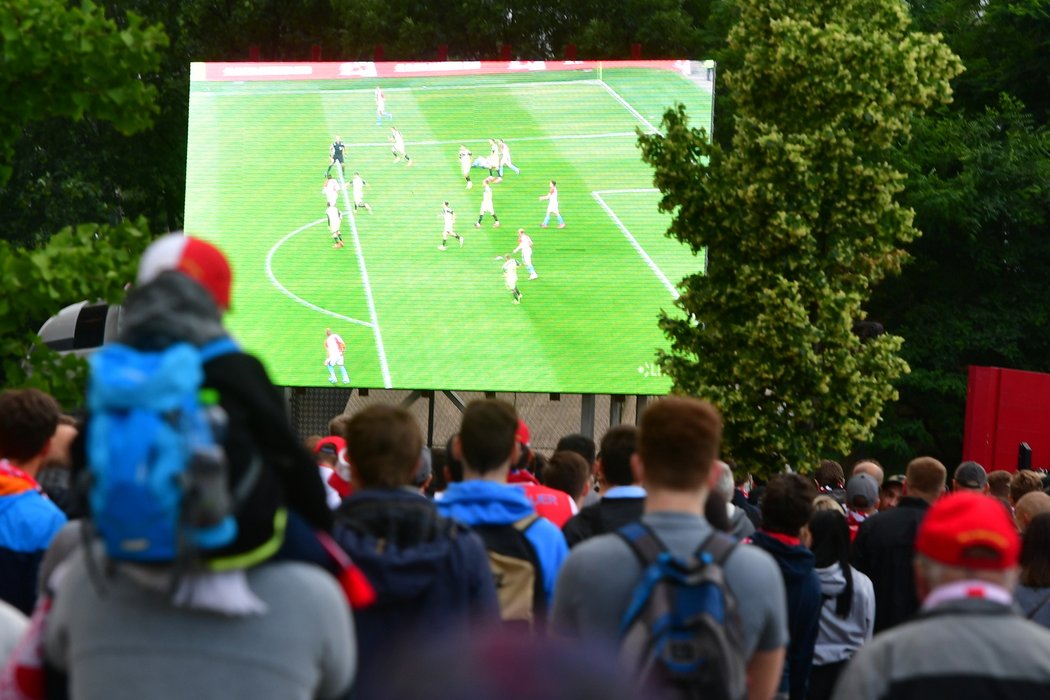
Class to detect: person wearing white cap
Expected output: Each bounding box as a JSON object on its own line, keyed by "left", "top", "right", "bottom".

{"left": 43, "top": 234, "right": 353, "bottom": 700}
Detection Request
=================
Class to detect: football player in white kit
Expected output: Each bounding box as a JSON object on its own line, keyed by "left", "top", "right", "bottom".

{"left": 475, "top": 182, "right": 500, "bottom": 228}
{"left": 351, "top": 172, "right": 372, "bottom": 213}
{"left": 498, "top": 138, "right": 520, "bottom": 177}
{"left": 390, "top": 127, "right": 412, "bottom": 166}
{"left": 540, "top": 180, "right": 565, "bottom": 228}
{"left": 513, "top": 228, "right": 537, "bottom": 279}
{"left": 501, "top": 256, "right": 523, "bottom": 304}
{"left": 322, "top": 177, "right": 345, "bottom": 207}
{"left": 458, "top": 145, "right": 474, "bottom": 189}
{"left": 437, "top": 201, "right": 463, "bottom": 250}
{"left": 324, "top": 328, "right": 351, "bottom": 384}
{"left": 375, "top": 86, "right": 392, "bottom": 125}
{"left": 326, "top": 204, "right": 344, "bottom": 248}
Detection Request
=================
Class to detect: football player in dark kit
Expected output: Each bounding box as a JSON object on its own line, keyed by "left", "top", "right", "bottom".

{"left": 327, "top": 136, "right": 346, "bottom": 177}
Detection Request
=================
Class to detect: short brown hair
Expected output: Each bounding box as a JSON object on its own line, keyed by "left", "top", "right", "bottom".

{"left": 543, "top": 451, "right": 591, "bottom": 501}
{"left": 1021, "top": 512, "right": 1050, "bottom": 587}
{"left": 815, "top": 460, "right": 844, "bottom": 487}
{"left": 599, "top": 425, "right": 637, "bottom": 487}
{"left": 987, "top": 470, "right": 1012, "bottom": 499}
{"left": 344, "top": 405, "right": 422, "bottom": 488}
{"left": 1010, "top": 470, "right": 1044, "bottom": 505}
{"left": 459, "top": 399, "right": 518, "bottom": 475}
{"left": 905, "top": 457, "right": 947, "bottom": 497}
{"left": 0, "top": 389, "right": 60, "bottom": 463}
{"left": 328, "top": 413, "right": 350, "bottom": 437}
{"left": 638, "top": 397, "right": 721, "bottom": 490}
{"left": 761, "top": 474, "right": 817, "bottom": 536}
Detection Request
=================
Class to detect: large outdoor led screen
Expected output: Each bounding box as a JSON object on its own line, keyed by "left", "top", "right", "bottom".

{"left": 185, "top": 60, "right": 713, "bottom": 393}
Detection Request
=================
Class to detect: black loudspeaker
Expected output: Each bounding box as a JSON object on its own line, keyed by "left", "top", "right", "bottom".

{"left": 1018, "top": 442, "right": 1033, "bottom": 472}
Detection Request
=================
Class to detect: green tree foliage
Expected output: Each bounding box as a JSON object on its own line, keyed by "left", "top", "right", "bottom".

{"left": 866, "top": 96, "right": 1050, "bottom": 464}
{"left": 0, "top": 0, "right": 167, "bottom": 189}
{"left": 0, "top": 220, "right": 150, "bottom": 407}
{"left": 638, "top": 0, "right": 961, "bottom": 474}
{"left": 0, "top": 1, "right": 163, "bottom": 402}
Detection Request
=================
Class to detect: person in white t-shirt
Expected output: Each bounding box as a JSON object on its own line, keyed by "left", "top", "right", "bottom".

{"left": 501, "top": 256, "right": 523, "bottom": 305}
{"left": 475, "top": 183, "right": 499, "bottom": 228}
{"left": 513, "top": 228, "right": 537, "bottom": 280}
{"left": 322, "top": 177, "right": 345, "bottom": 207}
{"left": 324, "top": 328, "right": 350, "bottom": 384}
{"left": 390, "top": 127, "right": 412, "bottom": 166}
{"left": 458, "top": 145, "right": 474, "bottom": 189}
{"left": 351, "top": 172, "right": 372, "bottom": 213}
{"left": 375, "top": 86, "right": 392, "bottom": 125}
{"left": 438, "top": 201, "right": 463, "bottom": 250}
{"left": 540, "top": 180, "right": 564, "bottom": 228}
{"left": 326, "top": 205, "right": 344, "bottom": 249}
{"left": 498, "top": 138, "right": 519, "bottom": 177}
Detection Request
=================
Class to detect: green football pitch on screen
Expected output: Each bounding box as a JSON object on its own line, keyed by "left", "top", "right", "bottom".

{"left": 184, "top": 61, "right": 712, "bottom": 393}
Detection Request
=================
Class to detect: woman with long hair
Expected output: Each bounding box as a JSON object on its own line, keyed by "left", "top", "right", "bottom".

{"left": 807, "top": 509, "right": 875, "bottom": 700}
{"left": 1016, "top": 512, "right": 1050, "bottom": 628}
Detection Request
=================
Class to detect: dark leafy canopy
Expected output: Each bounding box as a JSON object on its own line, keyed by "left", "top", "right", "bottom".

{"left": 0, "top": 1, "right": 163, "bottom": 400}
{"left": 0, "top": 0, "right": 167, "bottom": 189}
{"left": 865, "top": 97, "right": 1050, "bottom": 465}
{"left": 639, "top": 0, "right": 961, "bottom": 475}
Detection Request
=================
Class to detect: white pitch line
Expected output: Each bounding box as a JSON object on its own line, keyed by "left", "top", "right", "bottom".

{"left": 336, "top": 162, "right": 393, "bottom": 389}
{"left": 592, "top": 191, "right": 679, "bottom": 300}
{"left": 196, "top": 78, "right": 602, "bottom": 97}
{"left": 597, "top": 80, "right": 660, "bottom": 134}
{"left": 347, "top": 130, "right": 636, "bottom": 150}
{"left": 596, "top": 187, "right": 660, "bottom": 195}
{"left": 265, "top": 219, "right": 375, "bottom": 328}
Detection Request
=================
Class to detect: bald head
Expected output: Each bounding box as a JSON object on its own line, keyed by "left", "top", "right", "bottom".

{"left": 1015, "top": 491, "right": 1050, "bottom": 534}
{"left": 852, "top": 460, "right": 884, "bottom": 486}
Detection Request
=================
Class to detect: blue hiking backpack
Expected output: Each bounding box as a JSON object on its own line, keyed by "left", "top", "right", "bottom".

{"left": 617, "top": 522, "right": 748, "bottom": 700}
{"left": 85, "top": 338, "right": 242, "bottom": 562}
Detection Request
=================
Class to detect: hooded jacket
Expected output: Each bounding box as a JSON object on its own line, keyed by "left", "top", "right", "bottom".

{"left": 813, "top": 562, "right": 876, "bottom": 665}
{"left": 0, "top": 461, "right": 66, "bottom": 613}
{"left": 333, "top": 489, "right": 498, "bottom": 695}
{"left": 76, "top": 273, "right": 331, "bottom": 567}
{"left": 436, "top": 480, "right": 568, "bottom": 602}
{"left": 749, "top": 531, "right": 822, "bottom": 700}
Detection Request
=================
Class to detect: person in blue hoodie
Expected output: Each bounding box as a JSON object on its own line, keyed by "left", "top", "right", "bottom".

{"left": 332, "top": 404, "right": 499, "bottom": 696}
{"left": 437, "top": 399, "right": 568, "bottom": 632}
{"left": 749, "top": 473, "right": 822, "bottom": 700}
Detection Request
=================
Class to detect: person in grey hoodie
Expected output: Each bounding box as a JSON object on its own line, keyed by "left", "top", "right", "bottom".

{"left": 807, "top": 510, "right": 875, "bottom": 700}
{"left": 1016, "top": 512, "right": 1050, "bottom": 629}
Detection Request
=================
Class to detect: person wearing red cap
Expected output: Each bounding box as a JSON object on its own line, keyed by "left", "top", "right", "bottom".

{"left": 108, "top": 233, "right": 332, "bottom": 560}
{"left": 833, "top": 492, "right": 1050, "bottom": 699}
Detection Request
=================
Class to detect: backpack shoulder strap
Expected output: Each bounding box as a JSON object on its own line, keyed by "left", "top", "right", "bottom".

{"left": 199, "top": 336, "right": 240, "bottom": 363}
{"left": 698, "top": 530, "right": 738, "bottom": 566}
{"left": 617, "top": 521, "right": 667, "bottom": 568}
{"left": 513, "top": 513, "right": 540, "bottom": 533}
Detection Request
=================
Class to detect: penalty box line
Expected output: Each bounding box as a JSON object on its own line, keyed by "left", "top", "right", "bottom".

{"left": 591, "top": 189, "right": 679, "bottom": 300}
{"left": 336, "top": 162, "right": 393, "bottom": 388}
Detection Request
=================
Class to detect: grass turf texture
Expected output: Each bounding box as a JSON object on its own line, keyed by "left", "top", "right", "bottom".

{"left": 185, "top": 66, "right": 711, "bottom": 393}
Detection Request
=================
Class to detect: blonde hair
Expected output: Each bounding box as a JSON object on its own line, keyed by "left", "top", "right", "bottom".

{"left": 812, "top": 494, "right": 846, "bottom": 516}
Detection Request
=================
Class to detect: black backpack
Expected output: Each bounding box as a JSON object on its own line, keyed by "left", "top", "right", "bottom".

{"left": 473, "top": 514, "right": 545, "bottom": 634}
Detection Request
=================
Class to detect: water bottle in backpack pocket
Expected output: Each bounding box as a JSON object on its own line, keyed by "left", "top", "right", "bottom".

{"left": 85, "top": 339, "right": 241, "bottom": 562}
{"left": 617, "top": 522, "right": 749, "bottom": 700}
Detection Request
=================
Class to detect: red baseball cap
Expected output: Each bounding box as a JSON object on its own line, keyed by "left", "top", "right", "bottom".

{"left": 137, "top": 233, "right": 232, "bottom": 310}
{"left": 916, "top": 492, "right": 1019, "bottom": 570}
{"left": 516, "top": 418, "right": 530, "bottom": 446}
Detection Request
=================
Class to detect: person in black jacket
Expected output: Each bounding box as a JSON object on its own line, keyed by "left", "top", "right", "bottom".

{"left": 333, "top": 404, "right": 499, "bottom": 697}
{"left": 749, "top": 473, "right": 822, "bottom": 700}
{"left": 851, "top": 456, "right": 946, "bottom": 633}
{"left": 561, "top": 425, "right": 644, "bottom": 547}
